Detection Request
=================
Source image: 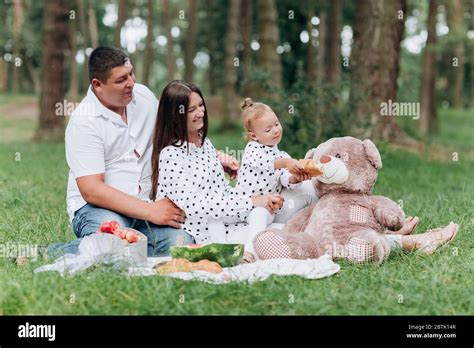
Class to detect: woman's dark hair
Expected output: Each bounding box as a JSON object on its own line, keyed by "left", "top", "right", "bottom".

{"left": 149, "top": 80, "right": 208, "bottom": 201}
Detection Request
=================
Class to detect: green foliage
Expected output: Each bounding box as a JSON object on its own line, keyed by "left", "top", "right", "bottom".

{"left": 245, "top": 65, "right": 349, "bottom": 158}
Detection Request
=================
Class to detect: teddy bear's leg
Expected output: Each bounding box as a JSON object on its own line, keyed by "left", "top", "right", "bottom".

{"left": 281, "top": 204, "right": 316, "bottom": 235}
{"left": 345, "top": 229, "right": 391, "bottom": 264}
{"left": 253, "top": 229, "right": 319, "bottom": 260}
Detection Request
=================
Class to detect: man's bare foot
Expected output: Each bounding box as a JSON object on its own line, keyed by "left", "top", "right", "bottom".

{"left": 408, "top": 222, "right": 459, "bottom": 254}
{"left": 242, "top": 251, "right": 256, "bottom": 264}
{"left": 391, "top": 216, "right": 420, "bottom": 235}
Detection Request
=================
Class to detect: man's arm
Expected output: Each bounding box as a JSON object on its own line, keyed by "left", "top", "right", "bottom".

{"left": 76, "top": 174, "right": 185, "bottom": 228}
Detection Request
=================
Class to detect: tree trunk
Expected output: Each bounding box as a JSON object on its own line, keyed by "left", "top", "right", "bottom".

{"left": 68, "top": 0, "right": 79, "bottom": 100}
{"left": 240, "top": 0, "right": 252, "bottom": 93}
{"left": 184, "top": 0, "right": 198, "bottom": 82}
{"left": 163, "top": 0, "right": 175, "bottom": 81}
{"left": 447, "top": 0, "right": 466, "bottom": 108}
{"left": 257, "top": 0, "right": 282, "bottom": 90}
{"left": 223, "top": 0, "right": 241, "bottom": 122}
{"left": 419, "top": 0, "right": 438, "bottom": 134}
{"left": 206, "top": 0, "right": 216, "bottom": 93}
{"left": 316, "top": 10, "right": 327, "bottom": 85}
{"left": 142, "top": 0, "right": 154, "bottom": 85}
{"left": 0, "top": 57, "right": 7, "bottom": 92}
{"left": 88, "top": 1, "right": 98, "bottom": 48}
{"left": 12, "top": 0, "right": 24, "bottom": 93}
{"left": 306, "top": 8, "right": 316, "bottom": 82}
{"left": 349, "top": 0, "right": 410, "bottom": 142}
{"left": 114, "top": 0, "right": 127, "bottom": 48}
{"left": 471, "top": 0, "right": 474, "bottom": 108}
{"left": 34, "top": 0, "right": 68, "bottom": 141}
{"left": 78, "top": 0, "right": 89, "bottom": 92}
{"left": 78, "top": 0, "right": 89, "bottom": 48}
{"left": 325, "top": 0, "right": 342, "bottom": 83}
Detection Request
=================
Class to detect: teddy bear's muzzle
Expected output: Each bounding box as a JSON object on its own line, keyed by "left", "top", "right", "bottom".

{"left": 318, "top": 156, "right": 349, "bottom": 184}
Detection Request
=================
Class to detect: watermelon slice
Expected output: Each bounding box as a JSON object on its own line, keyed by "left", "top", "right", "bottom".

{"left": 170, "top": 243, "right": 244, "bottom": 267}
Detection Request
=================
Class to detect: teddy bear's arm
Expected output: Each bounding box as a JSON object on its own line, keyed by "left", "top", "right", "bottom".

{"left": 283, "top": 203, "right": 316, "bottom": 234}
{"left": 370, "top": 196, "right": 405, "bottom": 231}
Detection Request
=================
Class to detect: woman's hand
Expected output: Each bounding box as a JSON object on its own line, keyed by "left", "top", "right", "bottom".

{"left": 216, "top": 150, "right": 240, "bottom": 180}
{"left": 251, "top": 194, "right": 284, "bottom": 214}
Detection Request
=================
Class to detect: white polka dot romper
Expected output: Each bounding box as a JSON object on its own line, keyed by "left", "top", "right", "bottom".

{"left": 235, "top": 141, "right": 301, "bottom": 198}
{"left": 158, "top": 138, "right": 253, "bottom": 244}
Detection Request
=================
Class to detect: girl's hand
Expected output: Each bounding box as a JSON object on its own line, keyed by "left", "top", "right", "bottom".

{"left": 289, "top": 171, "right": 312, "bottom": 184}
{"left": 286, "top": 159, "right": 305, "bottom": 175}
{"left": 252, "top": 194, "right": 284, "bottom": 214}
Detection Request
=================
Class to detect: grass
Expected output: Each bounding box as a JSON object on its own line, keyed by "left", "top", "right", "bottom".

{"left": 0, "top": 99, "right": 473, "bottom": 315}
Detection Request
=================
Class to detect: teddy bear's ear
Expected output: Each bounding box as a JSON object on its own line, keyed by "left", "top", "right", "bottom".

{"left": 304, "top": 148, "right": 316, "bottom": 159}
{"left": 363, "top": 139, "right": 382, "bottom": 169}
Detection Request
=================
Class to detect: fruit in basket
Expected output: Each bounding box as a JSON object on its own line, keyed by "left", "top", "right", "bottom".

{"left": 125, "top": 230, "right": 139, "bottom": 243}
{"left": 97, "top": 221, "right": 139, "bottom": 243}
{"left": 170, "top": 243, "right": 244, "bottom": 267}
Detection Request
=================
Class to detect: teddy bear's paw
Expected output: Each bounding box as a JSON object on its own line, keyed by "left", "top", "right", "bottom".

{"left": 254, "top": 231, "right": 292, "bottom": 259}
{"left": 346, "top": 237, "right": 375, "bottom": 263}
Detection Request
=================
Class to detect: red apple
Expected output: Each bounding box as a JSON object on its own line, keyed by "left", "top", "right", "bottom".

{"left": 125, "top": 230, "right": 139, "bottom": 243}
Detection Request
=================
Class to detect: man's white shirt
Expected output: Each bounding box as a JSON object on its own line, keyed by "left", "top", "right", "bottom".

{"left": 65, "top": 83, "right": 158, "bottom": 221}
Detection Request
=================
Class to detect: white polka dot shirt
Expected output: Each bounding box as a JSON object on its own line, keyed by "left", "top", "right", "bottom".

{"left": 158, "top": 138, "right": 253, "bottom": 243}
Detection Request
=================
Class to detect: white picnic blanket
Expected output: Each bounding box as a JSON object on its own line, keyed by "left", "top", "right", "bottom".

{"left": 34, "top": 230, "right": 340, "bottom": 282}
{"left": 129, "top": 255, "right": 340, "bottom": 283}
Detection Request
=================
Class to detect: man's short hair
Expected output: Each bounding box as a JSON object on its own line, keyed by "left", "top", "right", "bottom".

{"left": 88, "top": 47, "right": 129, "bottom": 83}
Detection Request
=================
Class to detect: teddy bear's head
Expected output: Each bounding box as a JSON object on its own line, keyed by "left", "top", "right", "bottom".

{"left": 305, "top": 136, "right": 382, "bottom": 196}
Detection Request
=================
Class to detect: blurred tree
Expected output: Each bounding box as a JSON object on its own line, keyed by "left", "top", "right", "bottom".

{"left": 12, "top": 0, "right": 24, "bottom": 92}
{"left": 34, "top": 0, "right": 68, "bottom": 141}
{"left": 446, "top": 0, "right": 466, "bottom": 108}
{"left": 68, "top": 0, "right": 79, "bottom": 100}
{"left": 257, "top": 0, "right": 282, "bottom": 91}
{"left": 317, "top": 9, "right": 327, "bottom": 85}
{"left": 206, "top": 0, "right": 216, "bottom": 93}
{"left": 306, "top": 8, "right": 316, "bottom": 82}
{"left": 88, "top": 0, "right": 98, "bottom": 47}
{"left": 223, "top": 0, "right": 240, "bottom": 121}
{"left": 419, "top": 0, "right": 438, "bottom": 134}
{"left": 142, "top": 0, "right": 154, "bottom": 85}
{"left": 325, "top": 0, "right": 342, "bottom": 83}
{"left": 0, "top": 57, "right": 6, "bottom": 92}
{"left": 184, "top": 0, "right": 198, "bottom": 82}
{"left": 471, "top": 0, "right": 474, "bottom": 108}
{"left": 349, "top": 0, "right": 411, "bottom": 142}
{"left": 240, "top": 0, "right": 252, "bottom": 95}
{"left": 163, "top": 0, "right": 175, "bottom": 81}
{"left": 114, "top": 0, "right": 127, "bottom": 47}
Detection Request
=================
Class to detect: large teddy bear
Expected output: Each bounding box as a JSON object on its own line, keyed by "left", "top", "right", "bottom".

{"left": 254, "top": 136, "right": 405, "bottom": 263}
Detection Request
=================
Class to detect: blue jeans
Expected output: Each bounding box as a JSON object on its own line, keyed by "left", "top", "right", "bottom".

{"left": 49, "top": 204, "right": 194, "bottom": 258}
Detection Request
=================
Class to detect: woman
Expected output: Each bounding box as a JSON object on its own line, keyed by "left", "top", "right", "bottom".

{"left": 149, "top": 80, "right": 291, "bottom": 260}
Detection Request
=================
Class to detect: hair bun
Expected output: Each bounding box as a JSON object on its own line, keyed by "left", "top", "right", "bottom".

{"left": 241, "top": 97, "right": 254, "bottom": 110}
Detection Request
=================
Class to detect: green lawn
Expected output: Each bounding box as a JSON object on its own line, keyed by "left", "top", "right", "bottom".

{"left": 0, "top": 101, "right": 473, "bottom": 315}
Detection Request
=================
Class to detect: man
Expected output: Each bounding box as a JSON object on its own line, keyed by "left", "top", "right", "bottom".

{"left": 53, "top": 47, "right": 239, "bottom": 257}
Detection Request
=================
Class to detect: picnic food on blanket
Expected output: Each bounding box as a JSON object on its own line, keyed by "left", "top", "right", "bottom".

{"left": 255, "top": 137, "right": 406, "bottom": 264}
{"left": 97, "top": 220, "right": 140, "bottom": 244}
{"left": 155, "top": 258, "right": 223, "bottom": 274}
{"left": 170, "top": 243, "right": 244, "bottom": 267}
{"left": 299, "top": 159, "right": 324, "bottom": 177}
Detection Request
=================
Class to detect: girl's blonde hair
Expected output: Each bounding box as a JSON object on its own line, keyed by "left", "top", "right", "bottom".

{"left": 241, "top": 98, "right": 272, "bottom": 138}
